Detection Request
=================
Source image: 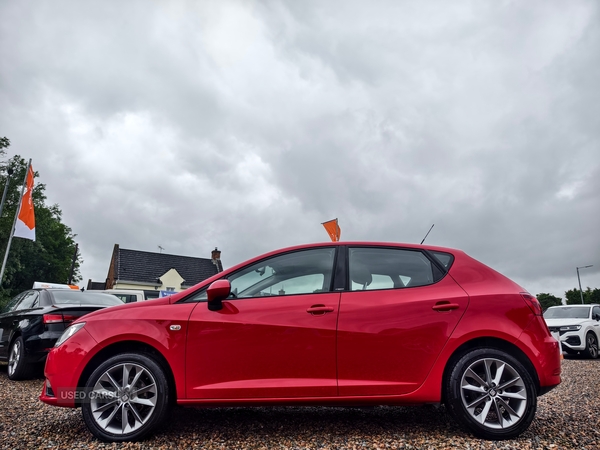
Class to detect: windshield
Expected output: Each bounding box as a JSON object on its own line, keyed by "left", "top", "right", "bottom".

{"left": 544, "top": 306, "right": 590, "bottom": 320}
{"left": 50, "top": 290, "right": 123, "bottom": 306}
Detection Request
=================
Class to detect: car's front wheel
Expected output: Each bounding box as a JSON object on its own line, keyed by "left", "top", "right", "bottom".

{"left": 585, "top": 332, "right": 599, "bottom": 359}
{"left": 81, "top": 353, "right": 170, "bottom": 442}
{"left": 445, "top": 348, "right": 537, "bottom": 440}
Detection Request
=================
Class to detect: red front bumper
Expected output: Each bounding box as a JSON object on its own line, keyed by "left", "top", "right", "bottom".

{"left": 39, "top": 327, "right": 98, "bottom": 408}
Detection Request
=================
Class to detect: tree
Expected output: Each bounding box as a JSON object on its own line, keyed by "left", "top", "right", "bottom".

{"left": 536, "top": 293, "right": 562, "bottom": 311}
{"left": 0, "top": 139, "right": 81, "bottom": 308}
{"left": 565, "top": 287, "right": 600, "bottom": 305}
{"left": 591, "top": 288, "right": 600, "bottom": 304}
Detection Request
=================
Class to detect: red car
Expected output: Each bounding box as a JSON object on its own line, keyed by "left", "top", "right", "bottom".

{"left": 40, "top": 242, "right": 560, "bottom": 442}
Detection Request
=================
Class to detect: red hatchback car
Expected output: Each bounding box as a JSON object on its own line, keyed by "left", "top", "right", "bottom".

{"left": 40, "top": 242, "right": 560, "bottom": 442}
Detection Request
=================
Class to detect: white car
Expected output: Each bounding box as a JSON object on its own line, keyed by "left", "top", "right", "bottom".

{"left": 94, "top": 289, "right": 146, "bottom": 303}
{"left": 544, "top": 304, "right": 600, "bottom": 358}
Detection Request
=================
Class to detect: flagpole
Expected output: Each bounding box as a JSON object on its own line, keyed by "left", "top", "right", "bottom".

{"left": 0, "top": 159, "right": 32, "bottom": 287}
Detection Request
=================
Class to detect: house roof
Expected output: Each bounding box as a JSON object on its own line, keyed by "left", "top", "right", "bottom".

{"left": 113, "top": 246, "right": 222, "bottom": 287}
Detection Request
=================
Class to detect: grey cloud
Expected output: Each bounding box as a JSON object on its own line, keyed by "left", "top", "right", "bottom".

{"left": 1, "top": 0, "right": 599, "bottom": 297}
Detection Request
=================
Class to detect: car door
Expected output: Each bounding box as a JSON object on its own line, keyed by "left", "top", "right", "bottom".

{"left": 0, "top": 291, "right": 34, "bottom": 358}
{"left": 186, "top": 246, "right": 340, "bottom": 399}
{"left": 337, "top": 246, "right": 469, "bottom": 396}
{"left": 592, "top": 306, "right": 600, "bottom": 338}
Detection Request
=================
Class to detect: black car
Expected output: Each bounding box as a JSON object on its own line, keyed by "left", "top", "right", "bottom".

{"left": 0, "top": 288, "right": 122, "bottom": 380}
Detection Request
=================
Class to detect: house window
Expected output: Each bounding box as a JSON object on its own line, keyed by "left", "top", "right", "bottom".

{"left": 166, "top": 287, "right": 175, "bottom": 291}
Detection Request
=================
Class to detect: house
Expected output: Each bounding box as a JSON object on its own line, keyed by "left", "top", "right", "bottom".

{"left": 87, "top": 245, "right": 223, "bottom": 299}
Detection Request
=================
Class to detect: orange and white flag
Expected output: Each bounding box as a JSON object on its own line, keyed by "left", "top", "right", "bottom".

{"left": 14, "top": 165, "right": 35, "bottom": 241}
{"left": 322, "top": 218, "right": 341, "bottom": 242}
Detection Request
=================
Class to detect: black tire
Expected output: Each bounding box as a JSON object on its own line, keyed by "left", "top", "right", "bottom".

{"left": 7, "top": 336, "right": 33, "bottom": 381}
{"left": 584, "top": 333, "right": 599, "bottom": 359}
{"left": 81, "top": 353, "right": 170, "bottom": 442}
{"left": 445, "top": 348, "right": 537, "bottom": 440}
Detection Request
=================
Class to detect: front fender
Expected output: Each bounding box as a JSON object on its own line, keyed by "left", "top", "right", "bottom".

{"left": 82, "top": 303, "right": 196, "bottom": 399}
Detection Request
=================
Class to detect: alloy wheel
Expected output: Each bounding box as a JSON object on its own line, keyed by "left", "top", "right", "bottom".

{"left": 89, "top": 363, "right": 158, "bottom": 435}
{"left": 587, "top": 334, "right": 598, "bottom": 359}
{"left": 8, "top": 339, "right": 22, "bottom": 378}
{"left": 460, "top": 357, "right": 528, "bottom": 430}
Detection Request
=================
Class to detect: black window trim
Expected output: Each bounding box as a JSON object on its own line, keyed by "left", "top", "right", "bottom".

{"left": 344, "top": 244, "right": 452, "bottom": 292}
{"left": 179, "top": 245, "right": 342, "bottom": 303}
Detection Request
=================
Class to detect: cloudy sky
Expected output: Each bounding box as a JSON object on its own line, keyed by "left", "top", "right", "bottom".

{"left": 1, "top": 0, "right": 599, "bottom": 299}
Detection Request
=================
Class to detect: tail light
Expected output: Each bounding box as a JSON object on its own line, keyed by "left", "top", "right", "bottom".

{"left": 43, "top": 314, "right": 79, "bottom": 324}
{"left": 521, "top": 292, "right": 543, "bottom": 316}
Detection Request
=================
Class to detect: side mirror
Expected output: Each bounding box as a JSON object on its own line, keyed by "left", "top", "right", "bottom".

{"left": 207, "top": 279, "right": 231, "bottom": 311}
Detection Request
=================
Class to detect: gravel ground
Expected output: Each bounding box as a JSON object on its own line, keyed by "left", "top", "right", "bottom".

{"left": 0, "top": 357, "right": 598, "bottom": 450}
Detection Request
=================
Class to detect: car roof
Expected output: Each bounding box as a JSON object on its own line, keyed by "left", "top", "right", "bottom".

{"left": 547, "top": 304, "right": 599, "bottom": 308}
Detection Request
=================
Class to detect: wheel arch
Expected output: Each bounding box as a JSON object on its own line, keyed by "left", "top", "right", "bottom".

{"left": 7, "top": 330, "right": 21, "bottom": 348}
{"left": 441, "top": 337, "right": 541, "bottom": 403}
{"left": 6, "top": 331, "right": 24, "bottom": 361}
{"left": 587, "top": 328, "right": 600, "bottom": 340}
{"left": 76, "top": 340, "right": 177, "bottom": 407}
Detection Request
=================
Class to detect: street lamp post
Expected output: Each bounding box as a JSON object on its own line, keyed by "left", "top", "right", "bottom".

{"left": 576, "top": 265, "right": 593, "bottom": 304}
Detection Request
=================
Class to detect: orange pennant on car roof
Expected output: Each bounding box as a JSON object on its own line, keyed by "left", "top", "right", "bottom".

{"left": 322, "top": 219, "right": 341, "bottom": 242}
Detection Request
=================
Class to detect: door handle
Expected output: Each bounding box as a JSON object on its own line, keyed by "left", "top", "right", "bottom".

{"left": 306, "top": 305, "right": 334, "bottom": 315}
{"left": 432, "top": 301, "right": 460, "bottom": 312}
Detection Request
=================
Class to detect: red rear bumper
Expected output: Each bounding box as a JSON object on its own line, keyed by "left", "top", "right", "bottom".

{"left": 519, "top": 317, "right": 561, "bottom": 393}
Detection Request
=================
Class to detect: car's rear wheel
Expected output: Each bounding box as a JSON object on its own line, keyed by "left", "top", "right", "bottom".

{"left": 585, "top": 333, "right": 599, "bottom": 359}
{"left": 445, "top": 348, "right": 537, "bottom": 440}
{"left": 7, "top": 336, "right": 33, "bottom": 381}
{"left": 81, "top": 353, "right": 170, "bottom": 442}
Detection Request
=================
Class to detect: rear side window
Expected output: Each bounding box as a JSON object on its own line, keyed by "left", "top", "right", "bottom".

{"left": 348, "top": 247, "right": 436, "bottom": 291}
{"left": 431, "top": 251, "right": 454, "bottom": 270}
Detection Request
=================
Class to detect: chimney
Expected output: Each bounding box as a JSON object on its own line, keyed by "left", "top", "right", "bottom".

{"left": 211, "top": 247, "right": 223, "bottom": 272}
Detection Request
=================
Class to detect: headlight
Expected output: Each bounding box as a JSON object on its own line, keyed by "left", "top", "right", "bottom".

{"left": 559, "top": 325, "right": 581, "bottom": 332}
{"left": 55, "top": 322, "right": 86, "bottom": 347}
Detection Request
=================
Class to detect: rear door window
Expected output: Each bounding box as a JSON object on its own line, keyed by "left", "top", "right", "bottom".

{"left": 349, "top": 247, "right": 436, "bottom": 291}
{"left": 15, "top": 291, "right": 39, "bottom": 310}
{"left": 3, "top": 292, "right": 27, "bottom": 313}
